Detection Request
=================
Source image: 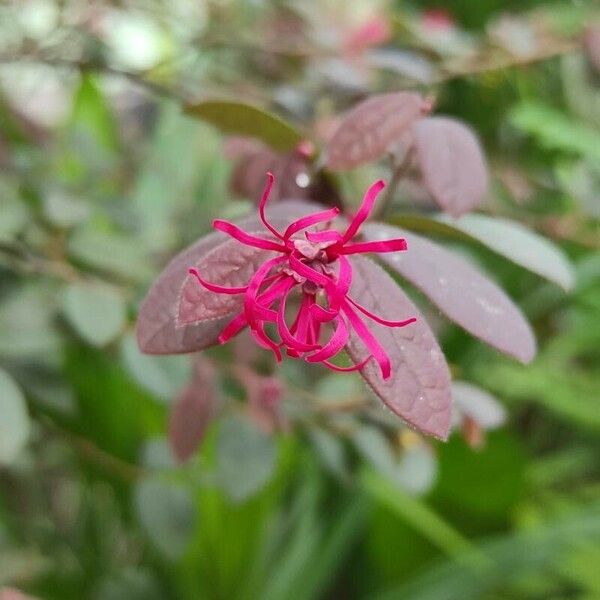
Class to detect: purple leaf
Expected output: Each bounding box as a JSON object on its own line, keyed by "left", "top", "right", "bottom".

{"left": 362, "top": 222, "right": 537, "bottom": 364}
{"left": 413, "top": 117, "right": 489, "bottom": 217}
{"left": 346, "top": 256, "right": 452, "bottom": 440}
{"left": 325, "top": 92, "right": 430, "bottom": 171}
{"left": 178, "top": 239, "right": 276, "bottom": 325}
{"left": 136, "top": 201, "right": 320, "bottom": 355}
{"left": 229, "top": 140, "right": 342, "bottom": 207}
{"left": 169, "top": 357, "right": 217, "bottom": 463}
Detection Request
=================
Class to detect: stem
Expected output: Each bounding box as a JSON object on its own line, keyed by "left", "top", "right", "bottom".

{"left": 43, "top": 418, "right": 145, "bottom": 482}
{"left": 373, "top": 154, "right": 413, "bottom": 221}
{"left": 432, "top": 40, "right": 579, "bottom": 87}
{"left": 0, "top": 54, "right": 186, "bottom": 102}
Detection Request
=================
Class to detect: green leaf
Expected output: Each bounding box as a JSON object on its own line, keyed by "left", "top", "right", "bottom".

{"left": 361, "top": 468, "right": 480, "bottom": 561}
{"left": 375, "top": 505, "right": 600, "bottom": 600}
{"left": 184, "top": 100, "right": 303, "bottom": 151}
{"left": 0, "top": 179, "right": 28, "bottom": 242}
{"left": 353, "top": 426, "right": 438, "bottom": 495}
{"left": 0, "top": 285, "right": 61, "bottom": 359}
{"left": 472, "top": 354, "right": 600, "bottom": 431}
{"left": 431, "top": 432, "right": 525, "bottom": 521}
{"left": 94, "top": 568, "right": 165, "bottom": 600}
{"left": 0, "top": 368, "right": 31, "bottom": 465}
{"left": 63, "top": 282, "right": 126, "bottom": 347}
{"left": 216, "top": 415, "right": 277, "bottom": 503}
{"left": 130, "top": 104, "right": 212, "bottom": 251}
{"left": 68, "top": 73, "right": 119, "bottom": 152}
{"left": 134, "top": 477, "right": 195, "bottom": 560}
{"left": 0, "top": 549, "right": 50, "bottom": 585}
{"left": 392, "top": 212, "right": 575, "bottom": 290}
{"left": 120, "top": 334, "right": 191, "bottom": 403}
{"left": 308, "top": 428, "right": 349, "bottom": 482}
{"left": 68, "top": 226, "right": 153, "bottom": 283}
{"left": 43, "top": 191, "right": 90, "bottom": 228}
{"left": 509, "top": 102, "right": 600, "bottom": 161}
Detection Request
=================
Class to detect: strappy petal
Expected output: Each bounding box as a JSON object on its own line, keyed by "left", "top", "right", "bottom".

{"left": 339, "top": 238, "right": 407, "bottom": 255}
{"left": 346, "top": 295, "right": 416, "bottom": 328}
{"left": 283, "top": 207, "right": 340, "bottom": 239}
{"left": 328, "top": 255, "right": 352, "bottom": 310}
{"left": 218, "top": 312, "right": 248, "bottom": 344}
{"left": 244, "top": 257, "right": 288, "bottom": 325}
{"left": 338, "top": 179, "right": 385, "bottom": 244}
{"left": 309, "top": 303, "right": 338, "bottom": 322}
{"left": 322, "top": 355, "right": 371, "bottom": 372}
{"left": 251, "top": 326, "right": 282, "bottom": 362}
{"left": 342, "top": 301, "right": 392, "bottom": 380}
{"left": 213, "top": 219, "right": 286, "bottom": 252}
{"left": 288, "top": 255, "right": 332, "bottom": 288}
{"left": 305, "top": 230, "right": 343, "bottom": 244}
{"left": 258, "top": 172, "right": 284, "bottom": 240}
{"left": 277, "top": 282, "right": 320, "bottom": 352}
{"left": 306, "top": 315, "right": 349, "bottom": 362}
{"left": 188, "top": 268, "right": 247, "bottom": 294}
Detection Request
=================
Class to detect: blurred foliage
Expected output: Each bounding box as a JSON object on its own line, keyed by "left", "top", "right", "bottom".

{"left": 0, "top": 1, "right": 599, "bottom": 599}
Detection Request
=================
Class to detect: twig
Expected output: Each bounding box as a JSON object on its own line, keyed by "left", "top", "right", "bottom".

{"left": 373, "top": 154, "right": 414, "bottom": 221}
{"left": 430, "top": 39, "right": 580, "bottom": 87}
{"left": 0, "top": 54, "right": 186, "bottom": 102}
{"left": 0, "top": 240, "right": 80, "bottom": 283}
{"left": 43, "top": 418, "right": 145, "bottom": 482}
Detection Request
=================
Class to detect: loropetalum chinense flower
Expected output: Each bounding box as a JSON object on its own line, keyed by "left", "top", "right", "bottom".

{"left": 188, "top": 173, "right": 416, "bottom": 380}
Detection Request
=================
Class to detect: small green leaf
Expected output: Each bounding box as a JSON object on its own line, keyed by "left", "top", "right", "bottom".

{"left": 0, "top": 180, "right": 28, "bottom": 242}
{"left": 94, "top": 568, "right": 165, "bottom": 600}
{"left": 185, "top": 100, "right": 303, "bottom": 151}
{"left": 43, "top": 191, "right": 90, "bottom": 228}
{"left": 308, "top": 428, "right": 349, "bottom": 481}
{"left": 353, "top": 426, "right": 437, "bottom": 495}
{"left": 0, "top": 368, "right": 31, "bottom": 465}
{"left": 134, "top": 477, "right": 194, "bottom": 560}
{"left": 68, "top": 226, "right": 153, "bottom": 283}
{"left": 216, "top": 415, "right": 277, "bottom": 503}
{"left": 0, "top": 285, "right": 61, "bottom": 359}
{"left": 69, "top": 73, "right": 119, "bottom": 152}
{"left": 393, "top": 213, "right": 575, "bottom": 290}
{"left": 120, "top": 334, "right": 190, "bottom": 403}
{"left": 510, "top": 102, "right": 600, "bottom": 161}
{"left": 63, "top": 282, "right": 126, "bottom": 346}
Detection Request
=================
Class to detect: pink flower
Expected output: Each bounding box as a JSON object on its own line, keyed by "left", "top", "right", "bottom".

{"left": 343, "top": 15, "right": 392, "bottom": 56}
{"left": 421, "top": 8, "right": 455, "bottom": 33}
{"left": 188, "top": 173, "right": 415, "bottom": 380}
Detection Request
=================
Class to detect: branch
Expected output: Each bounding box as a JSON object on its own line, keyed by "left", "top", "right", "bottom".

{"left": 431, "top": 39, "right": 580, "bottom": 87}
{"left": 0, "top": 53, "right": 186, "bottom": 102}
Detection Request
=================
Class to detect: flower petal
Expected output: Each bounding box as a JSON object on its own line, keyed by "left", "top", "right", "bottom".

{"left": 342, "top": 301, "right": 392, "bottom": 380}
{"left": 339, "top": 179, "right": 385, "bottom": 244}
{"left": 244, "top": 257, "right": 288, "bottom": 326}
{"left": 283, "top": 207, "right": 341, "bottom": 239}
{"left": 306, "top": 315, "right": 349, "bottom": 362}
{"left": 339, "top": 238, "right": 407, "bottom": 255}
{"left": 277, "top": 286, "right": 320, "bottom": 352}
{"left": 346, "top": 295, "right": 416, "bottom": 328}
{"left": 213, "top": 219, "right": 286, "bottom": 252}
{"left": 258, "top": 172, "right": 285, "bottom": 240}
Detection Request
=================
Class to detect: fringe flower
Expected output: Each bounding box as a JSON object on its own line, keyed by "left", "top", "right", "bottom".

{"left": 189, "top": 173, "right": 416, "bottom": 380}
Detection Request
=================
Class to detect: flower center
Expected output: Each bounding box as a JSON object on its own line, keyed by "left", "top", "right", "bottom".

{"left": 293, "top": 238, "right": 330, "bottom": 261}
